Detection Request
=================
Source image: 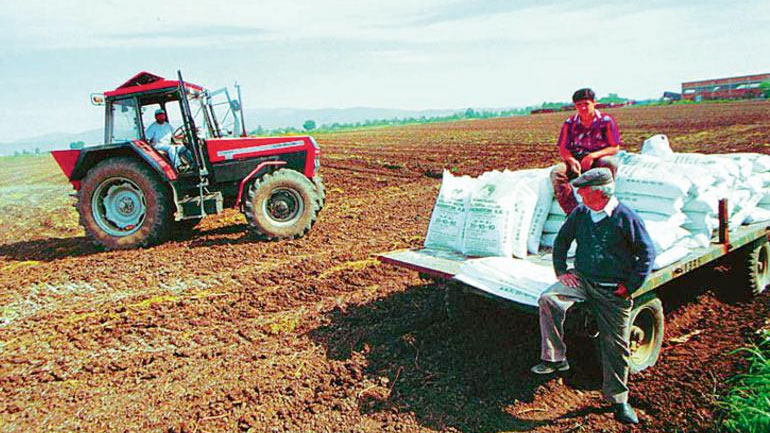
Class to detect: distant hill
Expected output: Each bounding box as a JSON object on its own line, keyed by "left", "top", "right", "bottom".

{"left": 0, "top": 106, "right": 513, "bottom": 156}
{"left": 0, "top": 129, "right": 103, "bottom": 156}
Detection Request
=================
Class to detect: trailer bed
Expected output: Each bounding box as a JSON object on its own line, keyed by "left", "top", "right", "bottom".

{"left": 379, "top": 222, "right": 770, "bottom": 310}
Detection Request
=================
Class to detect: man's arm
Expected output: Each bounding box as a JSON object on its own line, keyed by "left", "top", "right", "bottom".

{"left": 553, "top": 210, "right": 578, "bottom": 277}
{"left": 623, "top": 216, "right": 656, "bottom": 294}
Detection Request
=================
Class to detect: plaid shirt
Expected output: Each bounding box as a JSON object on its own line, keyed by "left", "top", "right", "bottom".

{"left": 557, "top": 110, "right": 621, "bottom": 159}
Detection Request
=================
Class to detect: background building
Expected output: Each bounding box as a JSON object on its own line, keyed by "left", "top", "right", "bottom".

{"left": 682, "top": 73, "right": 770, "bottom": 101}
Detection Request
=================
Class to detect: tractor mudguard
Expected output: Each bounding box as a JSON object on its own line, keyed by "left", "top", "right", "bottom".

{"left": 51, "top": 141, "right": 177, "bottom": 190}
{"left": 235, "top": 160, "right": 287, "bottom": 208}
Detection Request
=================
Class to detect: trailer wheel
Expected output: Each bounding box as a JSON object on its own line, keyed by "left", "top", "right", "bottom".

{"left": 628, "top": 297, "right": 664, "bottom": 374}
{"left": 245, "top": 169, "right": 318, "bottom": 240}
{"left": 78, "top": 157, "right": 172, "bottom": 250}
{"left": 313, "top": 175, "right": 326, "bottom": 211}
{"left": 736, "top": 241, "right": 770, "bottom": 298}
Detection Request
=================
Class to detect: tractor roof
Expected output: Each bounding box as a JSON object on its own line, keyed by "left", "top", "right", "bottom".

{"left": 104, "top": 71, "right": 204, "bottom": 98}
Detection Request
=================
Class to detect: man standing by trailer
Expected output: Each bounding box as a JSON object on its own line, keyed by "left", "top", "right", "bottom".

{"left": 532, "top": 168, "right": 656, "bottom": 425}
{"left": 551, "top": 88, "right": 621, "bottom": 214}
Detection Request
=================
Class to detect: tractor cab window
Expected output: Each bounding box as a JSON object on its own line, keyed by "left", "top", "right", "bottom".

{"left": 110, "top": 99, "right": 141, "bottom": 142}
{"left": 141, "top": 103, "right": 182, "bottom": 137}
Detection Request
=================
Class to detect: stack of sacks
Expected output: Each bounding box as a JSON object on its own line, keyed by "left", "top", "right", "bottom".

{"left": 539, "top": 200, "right": 577, "bottom": 257}
{"left": 721, "top": 153, "right": 770, "bottom": 224}
{"left": 613, "top": 144, "right": 693, "bottom": 269}
{"left": 424, "top": 168, "right": 554, "bottom": 259}
{"left": 541, "top": 200, "right": 566, "bottom": 248}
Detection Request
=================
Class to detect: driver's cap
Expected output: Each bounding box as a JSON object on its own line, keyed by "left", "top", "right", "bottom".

{"left": 155, "top": 109, "right": 166, "bottom": 115}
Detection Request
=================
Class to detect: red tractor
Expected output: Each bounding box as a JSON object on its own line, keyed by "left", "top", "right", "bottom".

{"left": 51, "top": 71, "right": 325, "bottom": 250}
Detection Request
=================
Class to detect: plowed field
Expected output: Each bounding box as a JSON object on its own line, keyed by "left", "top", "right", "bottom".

{"left": 2, "top": 100, "right": 770, "bottom": 433}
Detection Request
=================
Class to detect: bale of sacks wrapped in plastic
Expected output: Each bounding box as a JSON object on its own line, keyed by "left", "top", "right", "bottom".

{"left": 424, "top": 134, "right": 770, "bottom": 270}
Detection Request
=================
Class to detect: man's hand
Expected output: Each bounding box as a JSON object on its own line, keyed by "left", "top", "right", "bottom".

{"left": 566, "top": 157, "right": 582, "bottom": 175}
{"left": 614, "top": 283, "right": 630, "bottom": 298}
{"left": 580, "top": 154, "right": 595, "bottom": 172}
{"left": 558, "top": 272, "right": 580, "bottom": 288}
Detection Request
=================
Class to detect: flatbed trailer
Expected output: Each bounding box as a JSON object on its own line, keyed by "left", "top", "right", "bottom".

{"left": 378, "top": 221, "right": 770, "bottom": 373}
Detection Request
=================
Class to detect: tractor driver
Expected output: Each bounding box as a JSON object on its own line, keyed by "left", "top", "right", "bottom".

{"left": 532, "top": 168, "right": 656, "bottom": 425}
{"left": 550, "top": 88, "right": 621, "bottom": 214}
{"left": 145, "top": 108, "right": 191, "bottom": 171}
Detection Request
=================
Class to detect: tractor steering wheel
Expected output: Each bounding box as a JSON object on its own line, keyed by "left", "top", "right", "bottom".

{"left": 171, "top": 126, "right": 187, "bottom": 145}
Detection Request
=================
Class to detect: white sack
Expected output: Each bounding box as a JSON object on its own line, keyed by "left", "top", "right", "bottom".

{"left": 543, "top": 214, "right": 566, "bottom": 234}
{"left": 637, "top": 212, "right": 687, "bottom": 226}
{"left": 462, "top": 171, "right": 536, "bottom": 258}
{"left": 616, "top": 164, "right": 692, "bottom": 199}
{"left": 668, "top": 153, "right": 743, "bottom": 184}
{"left": 645, "top": 224, "right": 690, "bottom": 254}
{"left": 454, "top": 257, "right": 557, "bottom": 307}
{"left": 680, "top": 232, "right": 711, "bottom": 249}
{"left": 757, "top": 172, "right": 770, "bottom": 188}
{"left": 618, "top": 151, "right": 718, "bottom": 194}
{"left": 722, "top": 153, "right": 770, "bottom": 173}
{"left": 549, "top": 200, "right": 567, "bottom": 216}
{"left": 683, "top": 211, "right": 719, "bottom": 237}
{"left": 617, "top": 192, "right": 684, "bottom": 216}
{"left": 424, "top": 170, "right": 474, "bottom": 252}
{"left": 501, "top": 168, "right": 555, "bottom": 255}
{"left": 745, "top": 207, "right": 770, "bottom": 224}
{"left": 653, "top": 244, "right": 691, "bottom": 270}
{"left": 683, "top": 186, "right": 731, "bottom": 214}
{"left": 641, "top": 134, "right": 673, "bottom": 157}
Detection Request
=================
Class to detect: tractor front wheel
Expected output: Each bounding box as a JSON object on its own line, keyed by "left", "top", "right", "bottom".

{"left": 78, "top": 157, "right": 172, "bottom": 250}
{"left": 244, "top": 169, "right": 319, "bottom": 240}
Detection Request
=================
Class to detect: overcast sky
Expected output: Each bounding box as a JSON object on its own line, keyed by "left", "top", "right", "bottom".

{"left": 1, "top": 0, "right": 769, "bottom": 141}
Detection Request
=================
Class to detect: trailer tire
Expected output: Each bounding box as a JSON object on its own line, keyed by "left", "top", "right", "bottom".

{"left": 245, "top": 169, "right": 318, "bottom": 240}
{"left": 78, "top": 157, "right": 172, "bottom": 250}
{"left": 736, "top": 241, "right": 770, "bottom": 298}
{"left": 628, "top": 297, "right": 664, "bottom": 374}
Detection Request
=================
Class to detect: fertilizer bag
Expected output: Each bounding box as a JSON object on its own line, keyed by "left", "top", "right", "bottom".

{"left": 424, "top": 170, "right": 474, "bottom": 252}
{"left": 641, "top": 134, "right": 673, "bottom": 158}
{"left": 462, "top": 171, "right": 537, "bottom": 258}
{"left": 501, "top": 168, "right": 555, "bottom": 255}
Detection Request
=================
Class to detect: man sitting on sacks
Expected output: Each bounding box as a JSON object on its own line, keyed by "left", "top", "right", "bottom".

{"left": 532, "top": 168, "right": 656, "bottom": 425}
{"left": 551, "top": 88, "right": 621, "bottom": 214}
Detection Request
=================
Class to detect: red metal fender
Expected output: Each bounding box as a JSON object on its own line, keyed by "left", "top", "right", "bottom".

{"left": 131, "top": 140, "right": 178, "bottom": 181}
{"left": 51, "top": 149, "right": 82, "bottom": 189}
{"left": 235, "top": 160, "right": 287, "bottom": 208}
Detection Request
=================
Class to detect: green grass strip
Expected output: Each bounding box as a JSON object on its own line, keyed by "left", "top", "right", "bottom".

{"left": 720, "top": 332, "right": 770, "bottom": 433}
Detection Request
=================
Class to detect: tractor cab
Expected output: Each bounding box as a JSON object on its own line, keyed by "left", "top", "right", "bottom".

{"left": 97, "top": 71, "right": 246, "bottom": 171}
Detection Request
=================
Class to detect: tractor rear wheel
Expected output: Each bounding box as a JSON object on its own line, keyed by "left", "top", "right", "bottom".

{"left": 78, "top": 157, "right": 172, "bottom": 250}
{"left": 244, "top": 169, "right": 318, "bottom": 240}
{"left": 313, "top": 175, "right": 326, "bottom": 211}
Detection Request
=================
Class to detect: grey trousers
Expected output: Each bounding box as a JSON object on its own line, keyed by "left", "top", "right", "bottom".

{"left": 538, "top": 274, "right": 633, "bottom": 404}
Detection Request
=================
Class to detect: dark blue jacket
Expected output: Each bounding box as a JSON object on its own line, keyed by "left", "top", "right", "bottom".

{"left": 553, "top": 202, "right": 656, "bottom": 293}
